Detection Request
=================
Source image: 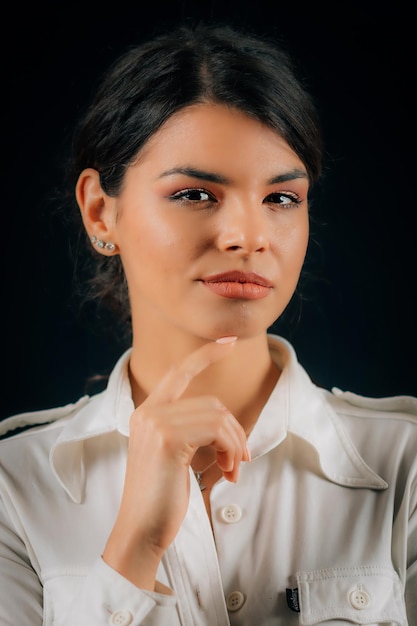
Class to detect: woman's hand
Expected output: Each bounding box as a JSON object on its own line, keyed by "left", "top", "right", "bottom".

{"left": 102, "top": 337, "right": 250, "bottom": 590}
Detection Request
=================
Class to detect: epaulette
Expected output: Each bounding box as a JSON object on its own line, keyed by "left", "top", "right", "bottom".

{"left": 0, "top": 396, "right": 90, "bottom": 440}
{"left": 331, "top": 387, "right": 417, "bottom": 417}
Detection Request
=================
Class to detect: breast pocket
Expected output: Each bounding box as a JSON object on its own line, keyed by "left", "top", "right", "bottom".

{"left": 42, "top": 569, "right": 88, "bottom": 626}
{"left": 295, "top": 565, "right": 407, "bottom": 625}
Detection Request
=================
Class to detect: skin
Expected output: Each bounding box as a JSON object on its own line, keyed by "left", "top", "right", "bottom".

{"left": 76, "top": 103, "right": 310, "bottom": 591}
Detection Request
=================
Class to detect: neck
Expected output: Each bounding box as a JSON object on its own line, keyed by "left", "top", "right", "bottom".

{"left": 128, "top": 330, "right": 280, "bottom": 430}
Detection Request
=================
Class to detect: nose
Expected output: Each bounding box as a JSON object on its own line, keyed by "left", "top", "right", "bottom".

{"left": 215, "top": 200, "right": 270, "bottom": 254}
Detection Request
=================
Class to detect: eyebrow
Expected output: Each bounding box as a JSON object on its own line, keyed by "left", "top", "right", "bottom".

{"left": 268, "top": 169, "right": 308, "bottom": 184}
{"left": 158, "top": 167, "right": 308, "bottom": 185}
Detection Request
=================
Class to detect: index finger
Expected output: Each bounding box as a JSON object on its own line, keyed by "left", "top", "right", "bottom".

{"left": 143, "top": 336, "right": 237, "bottom": 406}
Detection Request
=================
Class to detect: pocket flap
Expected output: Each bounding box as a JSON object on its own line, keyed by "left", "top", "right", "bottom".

{"left": 296, "top": 566, "right": 407, "bottom": 625}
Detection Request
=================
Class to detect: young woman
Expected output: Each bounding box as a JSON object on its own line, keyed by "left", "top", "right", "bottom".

{"left": 0, "top": 22, "right": 415, "bottom": 626}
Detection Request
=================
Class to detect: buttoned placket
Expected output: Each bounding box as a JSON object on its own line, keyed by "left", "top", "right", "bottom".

{"left": 166, "top": 475, "right": 232, "bottom": 625}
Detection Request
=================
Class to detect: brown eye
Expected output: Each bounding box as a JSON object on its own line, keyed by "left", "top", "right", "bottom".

{"left": 264, "top": 192, "right": 301, "bottom": 207}
{"left": 171, "top": 188, "right": 215, "bottom": 202}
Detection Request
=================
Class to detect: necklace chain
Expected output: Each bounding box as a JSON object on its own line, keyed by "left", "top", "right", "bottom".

{"left": 193, "top": 458, "right": 218, "bottom": 492}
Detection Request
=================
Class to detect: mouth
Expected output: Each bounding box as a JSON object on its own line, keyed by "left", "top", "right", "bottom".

{"left": 200, "top": 271, "right": 273, "bottom": 300}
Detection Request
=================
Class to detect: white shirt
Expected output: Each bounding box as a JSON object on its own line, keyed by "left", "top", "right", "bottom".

{"left": 0, "top": 334, "right": 416, "bottom": 626}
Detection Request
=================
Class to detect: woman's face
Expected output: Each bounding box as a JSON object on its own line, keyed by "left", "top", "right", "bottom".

{"left": 112, "top": 103, "right": 310, "bottom": 341}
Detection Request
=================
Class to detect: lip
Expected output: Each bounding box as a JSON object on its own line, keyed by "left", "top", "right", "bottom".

{"left": 202, "top": 271, "right": 273, "bottom": 287}
{"left": 200, "top": 271, "right": 273, "bottom": 300}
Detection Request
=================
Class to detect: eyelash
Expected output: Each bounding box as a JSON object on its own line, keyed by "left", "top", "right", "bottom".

{"left": 168, "top": 188, "right": 302, "bottom": 208}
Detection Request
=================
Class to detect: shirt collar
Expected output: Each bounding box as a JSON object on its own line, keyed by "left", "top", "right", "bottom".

{"left": 50, "top": 349, "right": 134, "bottom": 502}
{"left": 50, "top": 336, "right": 387, "bottom": 503}
{"left": 253, "top": 335, "right": 387, "bottom": 490}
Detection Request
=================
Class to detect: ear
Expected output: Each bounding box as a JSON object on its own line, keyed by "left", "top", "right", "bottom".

{"left": 76, "top": 168, "right": 119, "bottom": 255}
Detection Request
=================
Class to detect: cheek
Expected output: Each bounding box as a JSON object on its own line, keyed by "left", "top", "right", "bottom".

{"left": 120, "top": 226, "right": 194, "bottom": 283}
{"left": 117, "top": 206, "right": 173, "bottom": 258}
{"left": 277, "top": 218, "right": 309, "bottom": 270}
{"left": 296, "top": 224, "right": 310, "bottom": 265}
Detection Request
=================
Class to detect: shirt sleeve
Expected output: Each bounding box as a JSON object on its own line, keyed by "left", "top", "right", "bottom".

{"left": 405, "top": 474, "right": 417, "bottom": 622}
{"left": 0, "top": 500, "right": 178, "bottom": 626}
{"left": 0, "top": 504, "right": 43, "bottom": 625}
{"left": 61, "top": 559, "right": 178, "bottom": 626}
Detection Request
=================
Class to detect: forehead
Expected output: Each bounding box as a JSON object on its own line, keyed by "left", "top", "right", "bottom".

{"left": 136, "top": 103, "right": 305, "bottom": 176}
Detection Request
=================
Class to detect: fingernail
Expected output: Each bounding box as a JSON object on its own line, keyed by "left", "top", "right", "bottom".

{"left": 216, "top": 336, "right": 237, "bottom": 344}
{"left": 246, "top": 444, "right": 251, "bottom": 462}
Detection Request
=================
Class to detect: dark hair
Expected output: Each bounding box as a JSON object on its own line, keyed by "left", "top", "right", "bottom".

{"left": 67, "top": 22, "right": 323, "bottom": 344}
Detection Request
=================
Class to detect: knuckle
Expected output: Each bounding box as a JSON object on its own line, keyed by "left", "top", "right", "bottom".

{"left": 198, "top": 395, "right": 226, "bottom": 411}
{"left": 130, "top": 405, "right": 156, "bottom": 430}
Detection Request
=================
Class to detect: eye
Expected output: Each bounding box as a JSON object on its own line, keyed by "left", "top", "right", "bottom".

{"left": 169, "top": 188, "right": 216, "bottom": 204}
{"left": 263, "top": 191, "right": 302, "bottom": 208}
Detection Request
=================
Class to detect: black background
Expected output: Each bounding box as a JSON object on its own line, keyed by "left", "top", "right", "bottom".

{"left": 3, "top": 0, "right": 416, "bottom": 421}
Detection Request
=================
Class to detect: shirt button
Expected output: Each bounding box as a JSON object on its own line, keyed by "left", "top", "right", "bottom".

{"left": 349, "top": 589, "right": 371, "bottom": 610}
{"left": 109, "top": 609, "right": 133, "bottom": 625}
{"left": 226, "top": 590, "right": 245, "bottom": 611}
{"left": 220, "top": 504, "right": 242, "bottom": 523}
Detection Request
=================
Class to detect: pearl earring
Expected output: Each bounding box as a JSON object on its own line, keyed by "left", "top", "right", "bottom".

{"left": 90, "top": 235, "right": 116, "bottom": 252}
